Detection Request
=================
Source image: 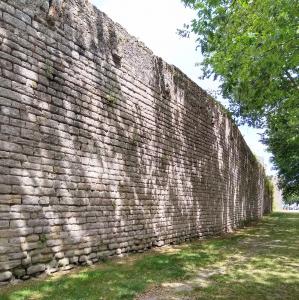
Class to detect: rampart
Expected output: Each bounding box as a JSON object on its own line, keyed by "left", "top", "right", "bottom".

{"left": 0, "top": 0, "right": 272, "bottom": 283}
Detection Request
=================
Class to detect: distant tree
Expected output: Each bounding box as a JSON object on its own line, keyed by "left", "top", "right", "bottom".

{"left": 263, "top": 103, "right": 299, "bottom": 199}
{"left": 180, "top": 0, "right": 299, "bottom": 199}
{"left": 284, "top": 194, "right": 299, "bottom": 205}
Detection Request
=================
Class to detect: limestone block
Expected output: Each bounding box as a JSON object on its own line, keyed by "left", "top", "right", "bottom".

{"left": 3, "top": 13, "right": 26, "bottom": 31}
{"left": 58, "top": 257, "right": 69, "bottom": 267}
{"left": 0, "top": 271, "right": 12, "bottom": 282}
{"left": 27, "top": 264, "right": 45, "bottom": 275}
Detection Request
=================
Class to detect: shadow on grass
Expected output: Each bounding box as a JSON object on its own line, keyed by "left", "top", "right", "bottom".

{"left": 184, "top": 212, "right": 299, "bottom": 300}
{"left": 1, "top": 213, "right": 298, "bottom": 300}
{"left": 0, "top": 248, "right": 220, "bottom": 300}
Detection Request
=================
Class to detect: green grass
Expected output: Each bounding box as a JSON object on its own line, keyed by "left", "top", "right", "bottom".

{"left": 1, "top": 212, "right": 298, "bottom": 300}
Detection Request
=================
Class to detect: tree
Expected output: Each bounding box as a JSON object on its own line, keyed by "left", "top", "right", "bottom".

{"left": 180, "top": 0, "right": 299, "bottom": 199}
{"left": 263, "top": 99, "right": 299, "bottom": 199}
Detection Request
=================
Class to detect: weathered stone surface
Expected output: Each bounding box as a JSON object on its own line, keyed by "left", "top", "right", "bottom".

{"left": 3, "top": 12, "right": 26, "bottom": 30}
{"left": 58, "top": 258, "right": 69, "bottom": 267}
{"left": 21, "top": 257, "right": 31, "bottom": 267}
{"left": 0, "top": 0, "right": 272, "bottom": 284}
{"left": 0, "top": 271, "right": 12, "bottom": 282}
{"left": 27, "top": 264, "right": 45, "bottom": 275}
{"left": 153, "top": 241, "right": 165, "bottom": 247}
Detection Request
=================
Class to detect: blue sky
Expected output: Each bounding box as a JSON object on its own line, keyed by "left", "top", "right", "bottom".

{"left": 92, "top": 0, "right": 275, "bottom": 175}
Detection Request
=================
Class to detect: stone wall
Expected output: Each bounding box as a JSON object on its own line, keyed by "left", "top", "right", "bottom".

{"left": 0, "top": 0, "right": 272, "bottom": 283}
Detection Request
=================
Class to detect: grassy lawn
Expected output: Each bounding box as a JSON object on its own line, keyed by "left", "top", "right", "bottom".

{"left": 0, "top": 212, "right": 298, "bottom": 300}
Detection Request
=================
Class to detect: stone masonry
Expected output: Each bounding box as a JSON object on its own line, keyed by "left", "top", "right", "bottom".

{"left": 0, "top": 0, "right": 272, "bottom": 284}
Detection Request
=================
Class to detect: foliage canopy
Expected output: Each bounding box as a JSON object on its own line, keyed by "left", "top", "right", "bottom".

{"left": 180, "top": 0, "right": 299, "bottom": 201}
